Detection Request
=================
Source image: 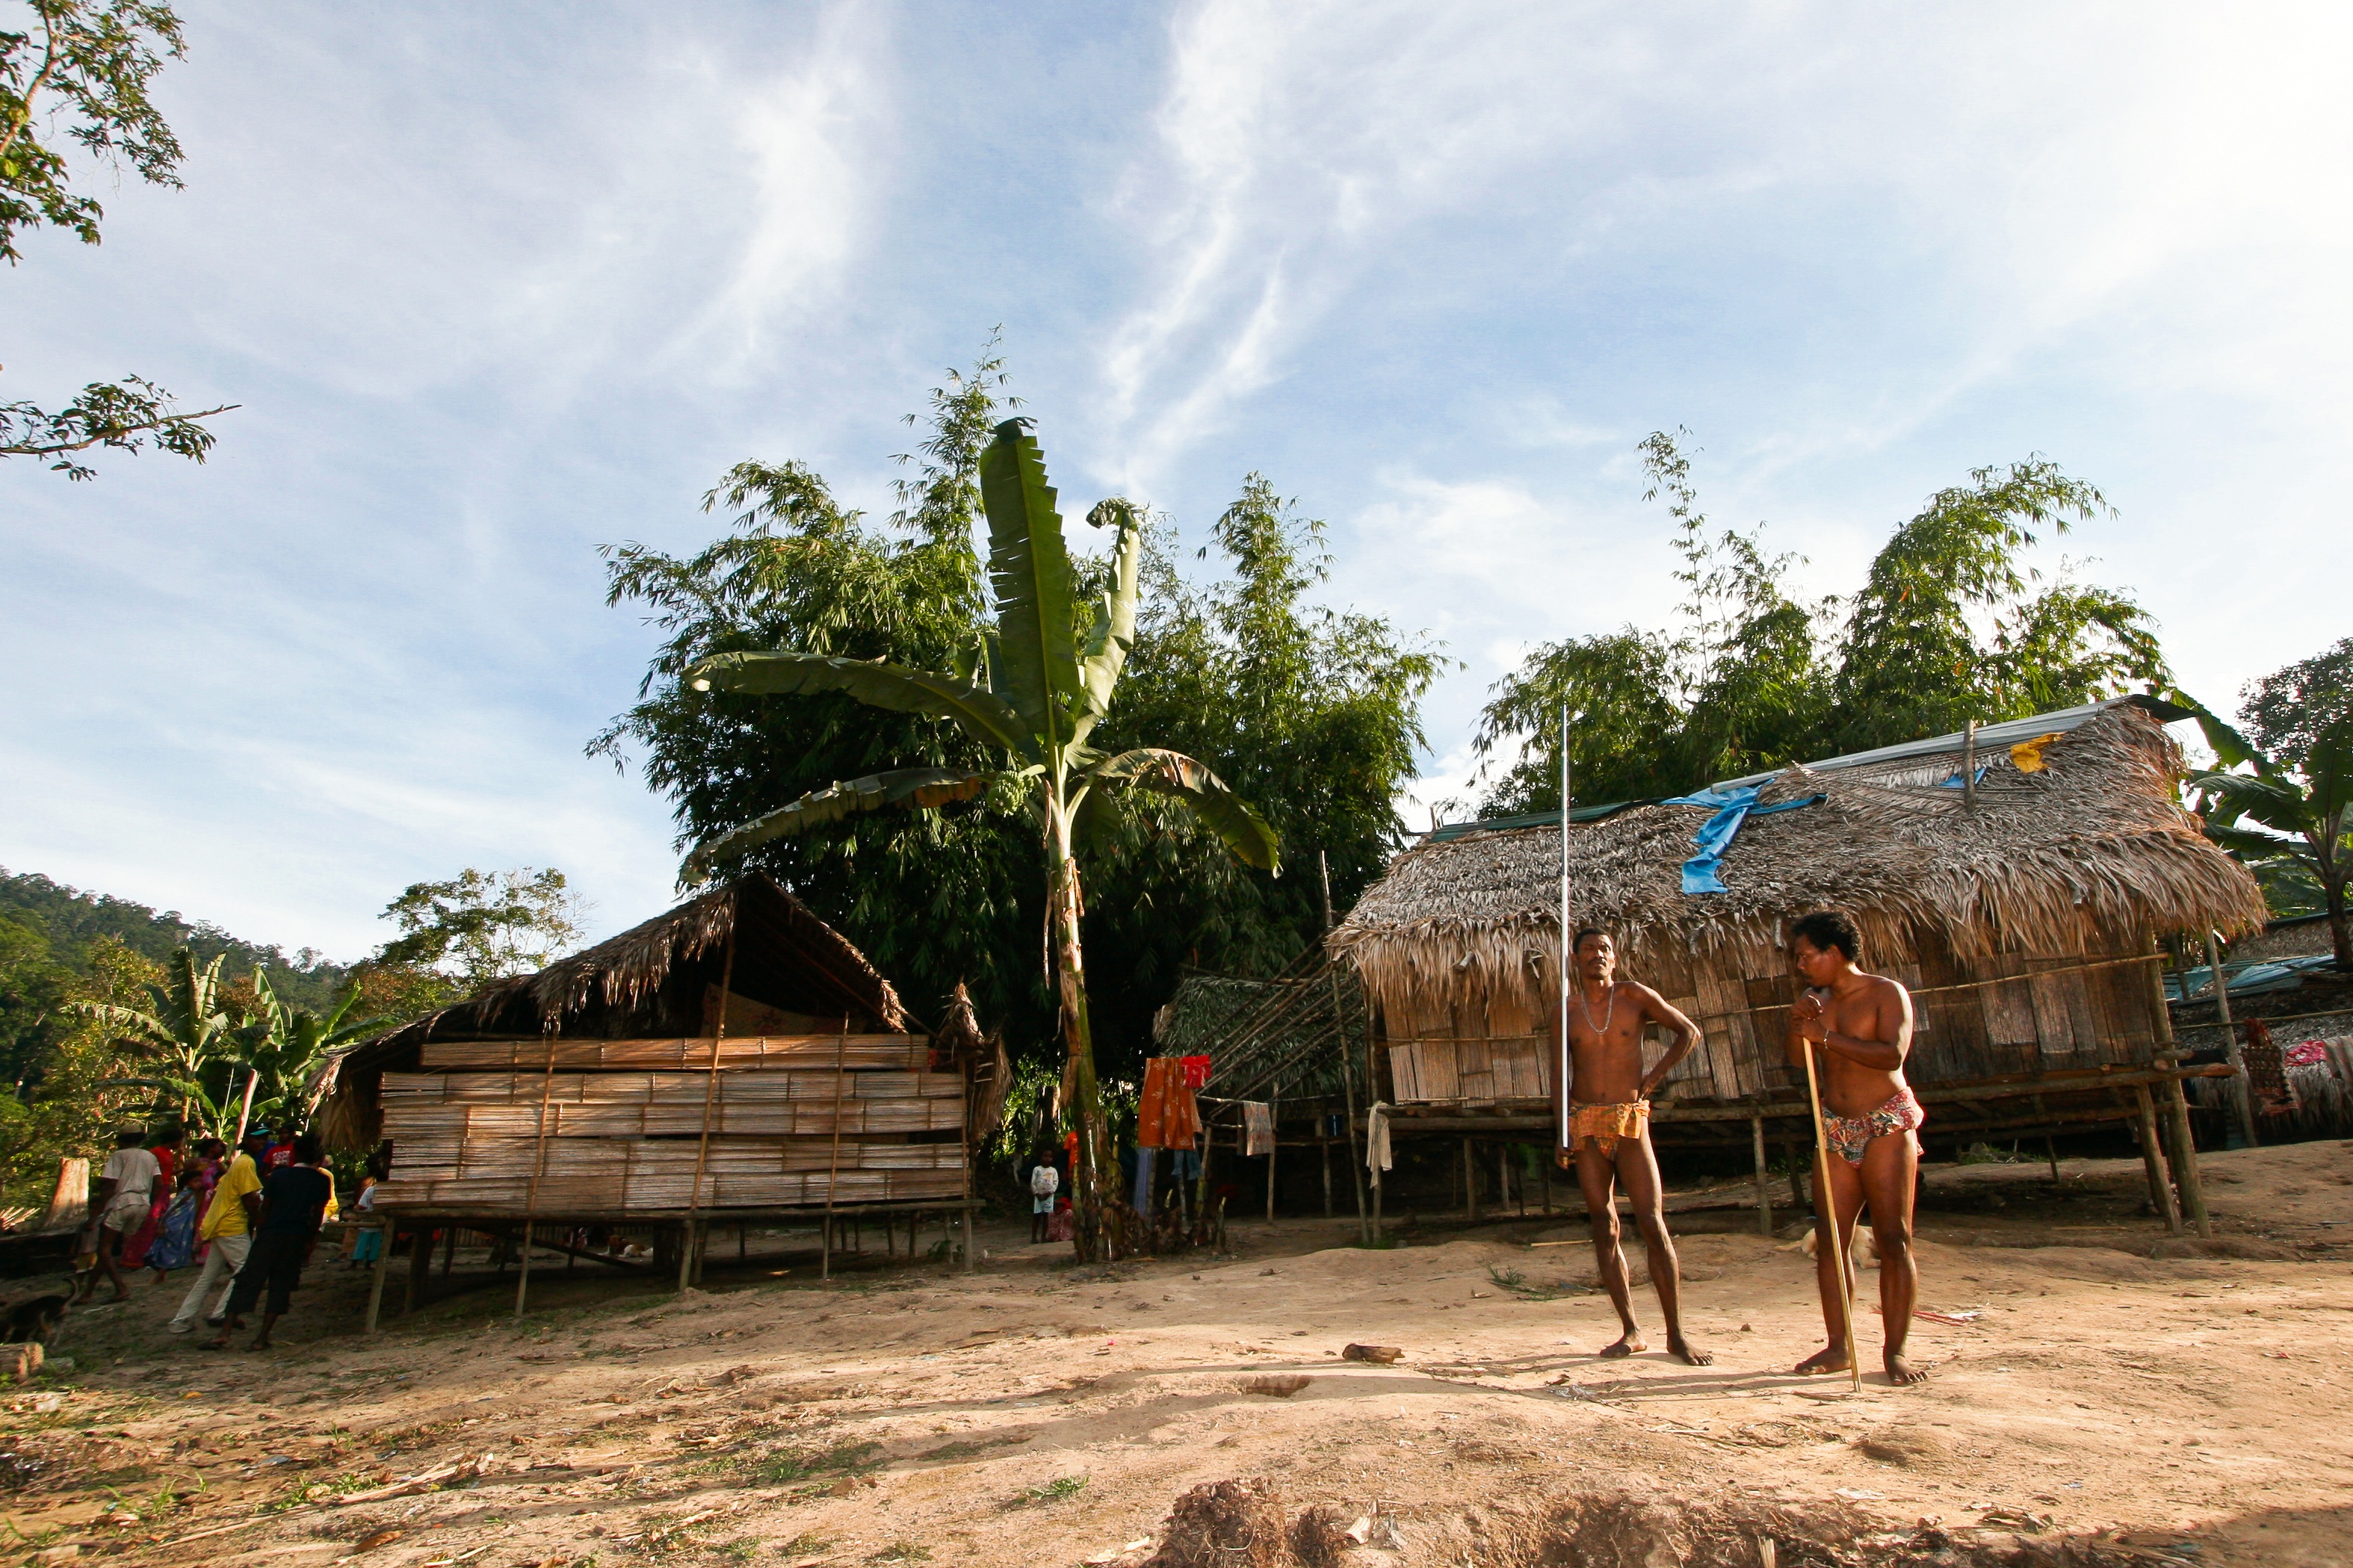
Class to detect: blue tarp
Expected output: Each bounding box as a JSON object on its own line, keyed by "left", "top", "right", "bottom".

{"left": 2165, "top": 952, "right": 2340, "bottom": 1003}
{"left": 1658, "top": 786, "right": 1826, "bottom": 894}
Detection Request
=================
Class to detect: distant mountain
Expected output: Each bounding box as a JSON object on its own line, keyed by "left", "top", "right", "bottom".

{"left": 0, "top": 867, "right": 357, "bottom": 1014}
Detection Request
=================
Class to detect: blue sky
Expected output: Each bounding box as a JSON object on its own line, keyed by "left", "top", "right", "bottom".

{"left": 4, "top": 1, "right": 2347, "bottom": 959}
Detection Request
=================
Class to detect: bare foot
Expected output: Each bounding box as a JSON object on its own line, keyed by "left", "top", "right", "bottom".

{"left": 1884, "top": 1351, "right": 1929, "bottom": 1385}
{"left": 245, "top": 1340, "right": 273, "bottom": 1353}
{"left": 1667, "top": 1334, "right": 1713, "bottom": 1366}
{"left": 1795, "top": 1345, "right": 1849, "bottom": 1376}
{"left": 1599, "top": 1331, "right": 1648, "bottom": 1358}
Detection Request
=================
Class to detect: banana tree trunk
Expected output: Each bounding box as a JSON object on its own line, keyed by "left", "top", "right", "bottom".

{"left": 1047, "top": 805, "right": 1111, "bottom": 1262}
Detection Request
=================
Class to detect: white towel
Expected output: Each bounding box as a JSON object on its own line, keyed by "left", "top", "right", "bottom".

{"left": 1364, "top": 1101, "right": 1394, "bottom": 1188}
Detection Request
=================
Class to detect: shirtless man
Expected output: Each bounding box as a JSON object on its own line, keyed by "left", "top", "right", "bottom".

{"left": 1784, "top": 908, "right": 1929, "bottom": 1386}
{"left": 1550, "top": 929, "right": 1711, "bottom": 1366}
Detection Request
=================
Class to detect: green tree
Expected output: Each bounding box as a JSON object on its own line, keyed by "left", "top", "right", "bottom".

{"left": 1829, "top": 456, "right": 2165, "bottom": 752}
{"left": 1083, "top": 477, "right": 1440, "bottom": 1053}
{"left": 1, "top": 0, "right": 231, "bottom": 476}
{"left": 2240, "top": 636, "right": 2353, "bottom": 771}
{"left": 591, "top": 356, "right": 1042, "bottom": 1029}
{"left": 0, "top": 912, "right": 77, "bottom": 1088}
{"left": 72, "top": 944, "right": 236, "bottom": 1133}
{"left": 684, "top": 419, "right": 1279, "bottom": 1259}
{"left": 2178, "top": 681, "right": 2353, "bottom": 969}
{"left": 1477, "top": 430, "right": 1822, "bottom": 808}
{"left": 1478, "top": 435, "right": 2168, "bottom": 813}
{"left": 375, "top": 867, "right": 587, "bottom": 990}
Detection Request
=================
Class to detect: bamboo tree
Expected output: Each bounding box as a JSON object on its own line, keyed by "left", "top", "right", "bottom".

{"left": 684, "top": 418, "right": 1279, "bottom": 1259}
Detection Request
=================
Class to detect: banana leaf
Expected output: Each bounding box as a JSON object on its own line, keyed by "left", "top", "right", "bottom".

{"left": 688, "top": 651, "right": 1035, "bottom": 760}
{"left": 1085, "top": 748, "right": 1281, "bottom": 873}
{"left": 684, "top": 768, "right": 996, "bottom": 883}
{"left": 978, "top": 419, "right": 1083, "bottom": 749}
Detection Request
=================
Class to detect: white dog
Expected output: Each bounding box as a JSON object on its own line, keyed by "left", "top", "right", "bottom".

{"left": 1799, "top": 1224, "right": 1879, "bottom": 1269}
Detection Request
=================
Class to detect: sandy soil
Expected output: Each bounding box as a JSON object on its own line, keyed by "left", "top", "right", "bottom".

{"left": 4, "top": 1138, "right": 2349, "bottom": 1567}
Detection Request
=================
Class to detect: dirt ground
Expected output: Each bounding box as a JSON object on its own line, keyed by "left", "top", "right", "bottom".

{"left": 4, "top": 1138, "right": 2349, "bottom": 1567}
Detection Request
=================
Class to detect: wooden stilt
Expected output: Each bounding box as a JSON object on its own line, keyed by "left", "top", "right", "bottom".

{"left": 365, "top": 1225, "right": 393, "bottom": 1333}
{"left": 405, "top": 1227, "right": 430, "bottom": 1315}
{"left": 1750, "top": 1116, "right": 1773, "bottom": 1236}
{"left": 1462, "top": 1138, "right": 1477, "bottom": 1222}
{"left": 1266, "top": 1087, "right": 1280, "bottom": 1224}
{"left": 440, "top": 1227, "right": 456, "bottom": 1277}
{"left": 1320, "top": 1139, "right": 1333, "bottom": 1218}
{"left": 513, "top": 1223, "right": 534, "bottom": 1318}
{"left": 2162, "top": 1073, "right": 2213, "bottom": 1238}
{"left": 2044, "top": 1136, "right": 2062, "bottom": 1187}
{"left": 2132, "top": 1085, "right": 2181, "bottom": 1233}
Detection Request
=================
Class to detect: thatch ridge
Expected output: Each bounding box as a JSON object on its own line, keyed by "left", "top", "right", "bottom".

{"left": 1330, "top": 703, "right": 2265, "bottom": 1010}
{"left": 342, "top": 873, "right": 906, "bottom": 1076}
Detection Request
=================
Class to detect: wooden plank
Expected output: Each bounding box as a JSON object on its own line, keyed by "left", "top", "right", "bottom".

{"left": 383, "top": 1069, "right": 963, "bottom": 1106}
{"left": 416, "top": 1035, "right": 928, "bottom": 1071}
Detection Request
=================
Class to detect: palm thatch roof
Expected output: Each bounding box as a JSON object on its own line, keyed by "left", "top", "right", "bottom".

{"left": 1330, "top": 699, "right": 2265, "bottom": 1010}
{"left": 340, "top": 872, "right": 909, "bottom": 1079}
{"left": 1151, "top": 955, "right": 1370, "bottom": 1103}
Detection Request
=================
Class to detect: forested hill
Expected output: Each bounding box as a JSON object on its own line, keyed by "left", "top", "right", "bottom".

{"left": 0, "top": 867, "right": 354, "bottom": 1012}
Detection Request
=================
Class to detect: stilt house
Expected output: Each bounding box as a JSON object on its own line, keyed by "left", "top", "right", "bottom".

{"left": 1327, "top": 698, "right": 2266, "bottom": 1159}
{"left": 319, "top": 873, "right": 1007, "bottom": 1223}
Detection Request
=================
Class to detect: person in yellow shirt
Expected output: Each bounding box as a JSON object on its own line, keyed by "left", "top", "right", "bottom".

{"left": 166, "top": 1127, "right": 269, "bottom": 1334}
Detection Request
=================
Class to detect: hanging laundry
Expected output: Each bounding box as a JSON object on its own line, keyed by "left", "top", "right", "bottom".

{"left": 2009, "top": 733, "right": 2065, "bottom": 773}
{"left": 1659, "top": 786, "right": 1825, "bottom": 894}
{"left": 1242, "top": 1101, "right": 1274, "bottom": 1156}
{"left": 1137, "top": 1058, "right": 1203, "bottom": 1149}
{"left": 1364, "top": 1102, "right": 1394, "bottom": 1188}
{"left": 1180, "top": 1055, "right": 1212, "bottom": 1089}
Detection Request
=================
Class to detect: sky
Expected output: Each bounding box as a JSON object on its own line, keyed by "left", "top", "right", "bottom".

{"left": 4, "top": 1, "right": 2348, "bottom": 961}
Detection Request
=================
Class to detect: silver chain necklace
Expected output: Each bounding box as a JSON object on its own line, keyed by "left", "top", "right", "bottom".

{"left": 1577, "top": 982, "right": 1615, "bottom": 1035}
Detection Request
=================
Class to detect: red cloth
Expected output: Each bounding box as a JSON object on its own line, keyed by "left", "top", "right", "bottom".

{"left": 1136, "top": 1059, "right": 1203, "bottom": 1149}
{"left": 1180, "top": 1055, "right": 1211, "bottom": 1089}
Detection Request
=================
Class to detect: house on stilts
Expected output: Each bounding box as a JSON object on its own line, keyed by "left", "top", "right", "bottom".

{"left": 316, "top": 873, "right": 1009, "bottom": 1313}
{"left": 1325, "top": 696, "right": 2267, "bottom": 1233}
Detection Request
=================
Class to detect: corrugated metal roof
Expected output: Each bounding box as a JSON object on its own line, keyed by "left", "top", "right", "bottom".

{"left": 1426, "top": 694, "right": 2192, "bottom": 845}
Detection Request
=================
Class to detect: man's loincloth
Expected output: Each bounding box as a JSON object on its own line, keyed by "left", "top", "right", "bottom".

{"left": 1822, "top": 1085, "right": 1924, "bottom": 1165}
{"left": 1566, "top": 1099, "right": 1650, "bottom": 1156}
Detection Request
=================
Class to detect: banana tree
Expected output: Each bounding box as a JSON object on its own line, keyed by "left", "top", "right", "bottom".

{"left": 235, "top": 969, "right": 386, "bottom": 1130}
{"left": 74, "top": 947, "right": 236, "bottom": 1135}
{"left": 684, "top": 418, "right": 1280, "bottom": 1258}
{"left": 2179, "top": 695, "right": 2352, "bottom": 969}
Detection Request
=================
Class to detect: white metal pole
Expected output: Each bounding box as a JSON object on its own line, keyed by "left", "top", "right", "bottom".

{"left": 1558, "top": 701, "right": 1571, "bottom": 1153}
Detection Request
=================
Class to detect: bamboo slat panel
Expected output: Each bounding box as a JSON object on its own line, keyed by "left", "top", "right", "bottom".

{"left": 383, "top": 1096, "right": 962, "bottom": 1142}
{"left": 388, "top": 1127, "right": 965, "bottom": 1175}
{"left": 381, "top": 1070, "right": 961, "bottom": 1106}
{"left": 372, "top": 1166, "right": 965, "bottom": 1214}
{"left": 415, "top": 1035, "right": 928, "bottom": 1071}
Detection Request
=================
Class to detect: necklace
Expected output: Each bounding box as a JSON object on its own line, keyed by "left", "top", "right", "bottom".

{"left": 1577, "top": 982, "right": 1615, "bottom": 1035}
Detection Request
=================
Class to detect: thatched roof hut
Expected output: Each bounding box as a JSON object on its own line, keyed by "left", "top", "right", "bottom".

{"left": 1329, "top": 698, "right": 2263, "bottom": 1140}
{"left": 317, "top": 873, "right": 998, "bottom": 1228}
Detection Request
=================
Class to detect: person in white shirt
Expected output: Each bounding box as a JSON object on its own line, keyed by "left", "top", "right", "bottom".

{"left": 1028, "top": 1151, "right": 1060, "bottom": 1245}
{"left": 77, "top": 1129, "right": 161, "bottom": 1304}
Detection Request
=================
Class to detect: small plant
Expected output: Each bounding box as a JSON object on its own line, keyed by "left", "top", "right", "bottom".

{"left": 716, "top": 1537, "right": 758, "bottom": 1562}
{"left": 1485, "top": 1262, "right": 1588, "bottom": 1301}
{"left": 745, "top": 1440, "right": 881, "bottom": 1486}
{"left": 1016, "top": 1475, "right": 1087, "bottom": 1506}
{"left": 777, "top": 1535, "right": 832, "bottom": 1558}
{"left": 868, "top": 1545, "right": 930, "bottom": 1563}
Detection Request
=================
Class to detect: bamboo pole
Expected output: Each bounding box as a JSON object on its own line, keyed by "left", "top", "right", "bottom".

{"left": 2163, "top": 1074, "right": 2213, "bottom": 1238}
{"left": 822, "top": 1026, "right": 847, "bottom": 1282}
{"left": 2131, "top": 1084, "right": 2182, "bottom": 1234}
{"left": 1798, "top": 1036, "right": 1861, "bottom": 1392}
{"left": 2205, "top": 930, "right": 2258, "bottom": 1147}
{"left": 515, "top": 1021, "right": 562, "bottom": 1321}
{"left": 1266, "top": 1085, "right": 1280, "bottom": 1223}
{"left": 1323, "top": 854, "right": 1371, "bottom": 1245}
{"left": 1750, "top": 1115, "right": 1773, "bottom": 1236}
{"left": 680, "top": 927, "right": 739, "bottom": 1292}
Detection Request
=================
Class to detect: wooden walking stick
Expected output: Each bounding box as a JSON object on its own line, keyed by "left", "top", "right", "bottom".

{"left": 1798, "top": 1029, "right": 1861, "bottom": 1392}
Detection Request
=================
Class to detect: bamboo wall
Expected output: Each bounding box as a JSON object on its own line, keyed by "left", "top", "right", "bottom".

{"left": 371, "top": 1030, "right": 969, "bottom": 1218}
{"left": 1378, "top": 928, "right": 2165, "bottom": 1108}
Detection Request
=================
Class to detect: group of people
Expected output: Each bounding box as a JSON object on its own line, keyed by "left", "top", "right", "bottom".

{"left": 1553, "top": 907, "right": 1929, "bottom": 1385}
{"left": 79, "top": 1122, "right": 376, "bottom": 1352}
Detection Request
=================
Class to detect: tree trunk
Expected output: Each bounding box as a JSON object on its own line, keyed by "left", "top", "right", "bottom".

{"left": 2314, "top": 821, "right": 2350, "bottom": 970}
{"left": 1048, "top": 811, "right": 1110, "bottom": 1262}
